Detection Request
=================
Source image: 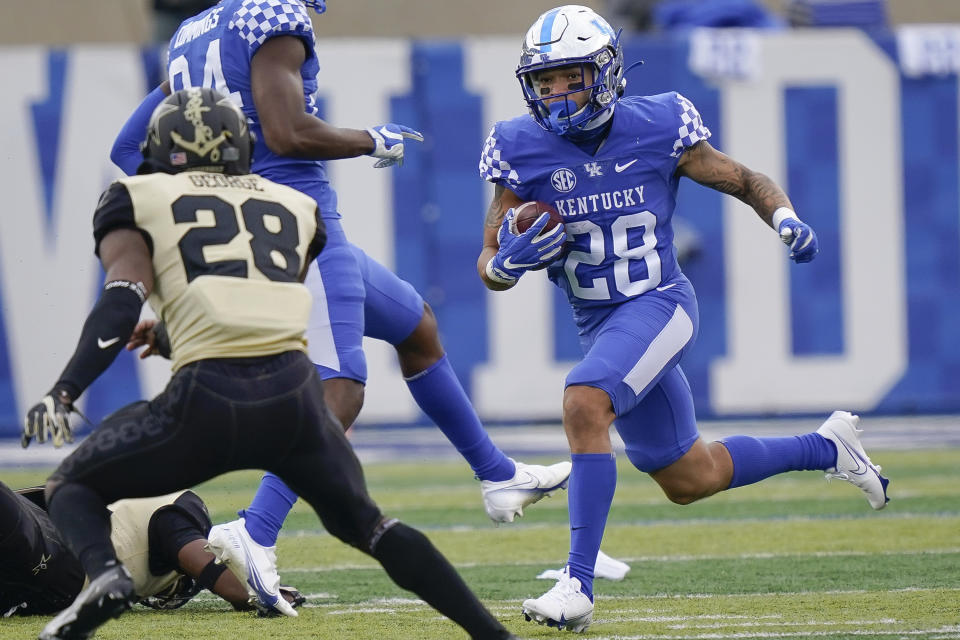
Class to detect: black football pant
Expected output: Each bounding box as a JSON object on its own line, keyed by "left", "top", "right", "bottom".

{"left": 46, "top": 351, "right": 510, "bottom": 639}
{"left": 0, "top": 481, "right": 84, "bottom": 614}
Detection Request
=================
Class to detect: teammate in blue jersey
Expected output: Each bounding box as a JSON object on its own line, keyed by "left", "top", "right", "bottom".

{"left": 110, "top": 0, "right": 570, "bottom": 616}
{"left": 476, "top": 5, "right": 890, "bottom": 633}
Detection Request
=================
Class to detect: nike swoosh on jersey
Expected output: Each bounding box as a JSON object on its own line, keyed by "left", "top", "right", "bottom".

{"left": 655, "top": 283, "right": 677, "bottom": 292}
{"left": 614, "top": 159, "right": 638, "bottom": 172}
{"left": 503, "top": 256, "right": 539, "bottom": 269}
{"left": 97, "top": 337, "right": 120, "bottom": 349}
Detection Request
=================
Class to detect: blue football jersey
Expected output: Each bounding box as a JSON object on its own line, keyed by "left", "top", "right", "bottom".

{"left": 480, "top": 92, "right": 711, "bottom": 317}
{"left": 166, "top": 0, "right": 337, "bottom": 216}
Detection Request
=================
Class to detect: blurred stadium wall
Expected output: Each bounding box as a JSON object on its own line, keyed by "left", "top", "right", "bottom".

{"left": 2, "top": 1, "right": 960, "bottom": 44}
{"left": 1, "top": 3, "right": 960, "bottom": 434}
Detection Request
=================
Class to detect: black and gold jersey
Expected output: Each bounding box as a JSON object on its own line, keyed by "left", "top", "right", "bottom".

{"left": 93, "top": 171, "right": 325, "bottom": 371}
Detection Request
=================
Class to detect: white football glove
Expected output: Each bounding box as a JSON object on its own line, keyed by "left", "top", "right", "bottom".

{"left": 365, "top": 123, "right": 424, "bottom": 168}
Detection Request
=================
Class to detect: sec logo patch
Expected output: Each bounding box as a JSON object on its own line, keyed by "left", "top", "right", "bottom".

{"left": 550, "top": 168, "right": 577, "bottom": 193}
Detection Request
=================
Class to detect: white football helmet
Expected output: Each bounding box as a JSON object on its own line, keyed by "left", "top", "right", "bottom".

{"left": 516, "top": 5, "right": 625, "bottom": 137}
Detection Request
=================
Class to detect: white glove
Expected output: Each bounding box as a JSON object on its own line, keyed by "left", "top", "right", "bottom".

{"left": 365, "top": 123, "right": 424, "bottom": 168}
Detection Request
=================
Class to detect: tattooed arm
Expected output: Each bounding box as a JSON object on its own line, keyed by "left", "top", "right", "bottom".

{"left": 477, "top": 183, "right": 525, "bottom": 290}
{"left": 676, "top": 140, "right": 794, "bottom": 228}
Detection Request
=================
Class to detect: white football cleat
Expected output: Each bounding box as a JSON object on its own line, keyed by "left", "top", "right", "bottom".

{"left": 205, "top": 517, "right": 297, "bottom": 617}
{"left": 481, "top": 459, "right": 571, "bottom": 523}
{"left": 522, "top": 567, "right": 594, "bottom": 633}
{"left": 537, "top": 550, "right": 631, "bottom": 581}
{"left": 816, "top": 411, "right": 890, "bottom": 510}
{"left": 594, "top": 550, "right": 631, "bottom": 580}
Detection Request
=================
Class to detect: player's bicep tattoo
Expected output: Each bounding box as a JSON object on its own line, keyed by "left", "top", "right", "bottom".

{"left": 682, "top": 142, "right": 748, "bottom": 197}
{"left": 484, "top": 184, "right": 510, "bottom": 229}
{"left": 682, "top": 142, "right": 789, "bottom": 217}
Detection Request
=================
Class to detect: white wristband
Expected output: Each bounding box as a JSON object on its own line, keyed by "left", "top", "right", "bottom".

{"left": 484, "top": 257, "right": 517, "bottom": 286}
{"left": 772, "top": 207, "right": 799, "bottom": 230}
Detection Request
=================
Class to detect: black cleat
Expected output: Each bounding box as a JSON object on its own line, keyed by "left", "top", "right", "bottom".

{"left": 39, "top": 564, "right": 134, "bottom": 640}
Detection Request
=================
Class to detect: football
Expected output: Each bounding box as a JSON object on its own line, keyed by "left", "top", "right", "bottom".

{"left": 513, "top": 200, "right": 563, "bottom": 234}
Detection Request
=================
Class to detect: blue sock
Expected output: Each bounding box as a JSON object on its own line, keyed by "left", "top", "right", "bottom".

{"left": 566, "top": 453, "right": 617, "bottom": 601}
{"left": 239, "top": 473, "right": 298, "bottom": 546}
{"left": 405, "top": 355, "right": 514, "bottom": 481}
{"left": 722, "top": 433, "right": 837, "bottom": 488}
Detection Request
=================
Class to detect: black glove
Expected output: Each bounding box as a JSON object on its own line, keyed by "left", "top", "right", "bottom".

{"left": 22, "top": 388, "right": 75, "bottom": 448}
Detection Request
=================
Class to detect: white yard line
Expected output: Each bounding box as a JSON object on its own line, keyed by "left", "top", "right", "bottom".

{"left": 578, "top": 629, "right": 960, "bottom": 640}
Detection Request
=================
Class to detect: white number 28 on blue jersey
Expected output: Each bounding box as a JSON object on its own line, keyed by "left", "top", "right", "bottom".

{"left": 562, "top": 211, "right": 662, "bottom": 300}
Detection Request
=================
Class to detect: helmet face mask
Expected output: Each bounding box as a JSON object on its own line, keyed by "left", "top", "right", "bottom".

{"left": 141, "top": 87, "right": 253, "bottom": 176}
{"left": 516, "top": 5, "right": 624, "bottom": 137}
{"left": 301, "top": 0, "right": 326, "bottom": 13}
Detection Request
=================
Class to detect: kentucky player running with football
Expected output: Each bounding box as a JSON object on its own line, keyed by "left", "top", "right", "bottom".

{"left": 477, "top": 5, "right": 890, "bottom": 633}
{"left": 110, "top": 0, "right": 569, "bottom": 616}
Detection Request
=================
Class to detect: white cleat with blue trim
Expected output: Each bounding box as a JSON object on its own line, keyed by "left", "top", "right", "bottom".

{"left": 205, "top": 517, "right": 297, "bottom": 617}
{"left": 816, "top": 411, "right": 890, "bottom": 510}
{"left": 522, "top": 567, "right": 594, "bottom": 633}
{"left": 481, "top": 459, "right": 572, "bottom": 523}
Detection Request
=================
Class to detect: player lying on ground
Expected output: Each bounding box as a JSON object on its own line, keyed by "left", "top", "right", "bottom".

{"left": 476, "top": 5, "right": 890, "bottom": 633}
{"left": 22, "top": 87, "right": 515, "bottom": 640}
{"left": 0, "top": 480, "right": 303, "bottom": 618}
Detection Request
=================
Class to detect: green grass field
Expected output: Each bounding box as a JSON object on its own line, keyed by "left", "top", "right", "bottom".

{"left": 3, "top": 448, "right": 958, "bottom": 639}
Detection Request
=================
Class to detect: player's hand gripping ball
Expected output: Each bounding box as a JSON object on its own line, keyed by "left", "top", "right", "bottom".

{"left": 512, "top": 201, "right": 565, "bottom": 271}
{"left": 512, "top": 200, "right": 564, "bottom": 234}
{"left": 497, "top": 201, "right": 566, "bottom": 274}
{"left": 487, "top": 201, "right": 566, "bottom": 285}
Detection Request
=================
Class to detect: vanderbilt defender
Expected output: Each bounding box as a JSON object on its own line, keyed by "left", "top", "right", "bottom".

{"left": 22, "top": 87, "right": 515, "bottom": 640}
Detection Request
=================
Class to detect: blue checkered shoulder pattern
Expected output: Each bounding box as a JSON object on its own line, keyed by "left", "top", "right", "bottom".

{"left": 229, "top": 0, "right": 313, "bottom": 49}
{"left": 478, "top": 128, "right": 521, "bottom": 188}
{"left": 670, "top": 93, "right": 712, "bottom": 158}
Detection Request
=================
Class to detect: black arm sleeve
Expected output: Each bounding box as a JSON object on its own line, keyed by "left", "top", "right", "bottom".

{"left": 146, "top": 491, "right": 212, "bottom": 576}
{"left": 54, "top": 282, "right": 146, "bottom": 400}
{"left": 53, "top": 182, "right": 153, "bottom": 399}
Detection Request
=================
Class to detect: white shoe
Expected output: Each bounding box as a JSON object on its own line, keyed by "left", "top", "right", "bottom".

{"left": 595, "top": 550, "right": 631, "bottom": 580}
{"left": 481, "top": 459, "right": 572, "bottom": 523}
{"left": 522, "top": 567, "right": 594, "bottom": 633}
{"left": 205, "top": 518, "right": 297, "bottom": 617}
{"left": 536, "top": 550, "right": 631, "bottom": 581}
{"left": 816, "top": 411, "right": 890, "bottom": 510}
